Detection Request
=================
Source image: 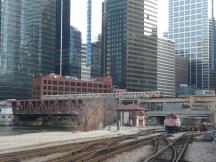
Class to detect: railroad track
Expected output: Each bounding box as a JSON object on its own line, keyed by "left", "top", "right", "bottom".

{"left": 0, "top": 129, "right": 162, "bottom": 162}
{"left": 46, "top": 133, "right": 165, "bottom": 162}
{"left": 141, "top": 133, "right": 192, "bottom": 162}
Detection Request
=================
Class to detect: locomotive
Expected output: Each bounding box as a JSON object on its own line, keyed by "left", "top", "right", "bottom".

{"left": 164, "top": 113, "right": 181, "bottom": 132}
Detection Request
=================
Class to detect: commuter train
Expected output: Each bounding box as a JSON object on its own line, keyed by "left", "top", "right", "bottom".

{"left": 164, "top": 113, "right": 209, "bottom": 132}
{"left": 164, "top": 113, "right": 181, "bottom": 132}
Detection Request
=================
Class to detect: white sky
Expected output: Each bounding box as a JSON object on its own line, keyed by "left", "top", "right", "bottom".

{"left": 70, "top": 0, "right": 216, "bottom": 42}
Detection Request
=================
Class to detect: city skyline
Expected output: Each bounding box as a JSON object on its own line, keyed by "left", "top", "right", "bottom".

{"left": 70, "top": 0, "right": 216, "bottom": 39}
{"left": 70, "top": 0, "right": 167, "bottom": 41}
{"left": 168, "top": 0, "right": 216, "bottom": 89}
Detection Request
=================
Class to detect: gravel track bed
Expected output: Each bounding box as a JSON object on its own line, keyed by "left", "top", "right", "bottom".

{"left": 104, "top": 145, "right": 152, "bottom": 162}
{"left": 184, "top": 141, "right": 216, "bottom": 162}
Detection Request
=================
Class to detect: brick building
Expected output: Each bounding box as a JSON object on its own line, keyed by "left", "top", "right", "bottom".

{"left": 32, "top": 73, "right": 112, "bottom": 99}
{"left": 117, "top": 104, "right": 146, "bottom": 127}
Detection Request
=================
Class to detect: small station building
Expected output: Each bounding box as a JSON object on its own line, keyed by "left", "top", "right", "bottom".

{"left": 117, "top": 104, "right": 146, "bottom": 127}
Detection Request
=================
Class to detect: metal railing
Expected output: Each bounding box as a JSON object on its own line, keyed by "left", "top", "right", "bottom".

{"left": 41, "top": 91, "right": 162, "bottom": 100}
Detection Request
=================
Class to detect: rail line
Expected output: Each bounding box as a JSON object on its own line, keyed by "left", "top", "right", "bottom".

{"left": 142, "top": 133, "right": 192, "bottom": 162}
{"left": 46, "top": 133, "right": 165, "bottom": 162}
{"left": 0, "top": 129, "right": 162, "bottom": 162}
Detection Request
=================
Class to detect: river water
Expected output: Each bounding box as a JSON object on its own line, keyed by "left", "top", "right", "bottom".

{"left": 0, "top": 126, "right": 71, "bottom": 136}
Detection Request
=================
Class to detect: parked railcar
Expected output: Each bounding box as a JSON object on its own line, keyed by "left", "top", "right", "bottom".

{"left": 164, "top": 113, "right": 181, "bottom": 132}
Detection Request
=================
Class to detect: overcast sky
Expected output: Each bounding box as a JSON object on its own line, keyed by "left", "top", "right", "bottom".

{"left": 70, "top": 0, "right": 215, "bottom": 42}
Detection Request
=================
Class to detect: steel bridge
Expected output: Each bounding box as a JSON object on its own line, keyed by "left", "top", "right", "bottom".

{"left": 11, "top": 92, "right": 216, "bottom": 115}
{"left": 143, "top": 96, "right": 216, "bottom": 103}
{"left": 41, "top": 91, "right": 162, "bottom": 100}
{"left": 146, "top": 110, "right": 213, "bottom": 118}
{"left": 12, "top": 91, "right": 161, "bottom": 115}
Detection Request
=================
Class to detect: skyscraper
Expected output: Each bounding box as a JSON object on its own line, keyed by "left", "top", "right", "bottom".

{"left": 157, "top": 38, "right": 175, "bottom": 97}
{"left": 103, "top": 0, "right": 158, "bottom": 91}
{"left": 0, "top": 0, "right": 56, "bottom": 99}
{"left": 69, "top": 26, "right": 82, "bottom": 79}
{"left": 55, "top": 0, "right": 71, "bottom": 76}
{"left": 86, "top": 0, "right": 92, "bottom": 65}
{"left": 168, "top": 0, "right": 216, "bottom": 90}
{"left": 81, "top": 45, "right": 91, "bottom": 81}
{"left": 91, "top": 35, "right": 102, "bottom": 79}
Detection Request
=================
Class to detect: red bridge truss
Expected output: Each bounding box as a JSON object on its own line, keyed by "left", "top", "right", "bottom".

{"left": 12, "top": 99, "right": 86, "bottom": 115}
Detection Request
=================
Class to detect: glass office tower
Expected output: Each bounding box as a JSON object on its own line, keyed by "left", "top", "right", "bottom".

{"left": 55, "top": 0, "right": 71, "bottom": 76}
{"left": 0, "top": 0, "right": 56, "bottom": 99}
{"left": 69, "top": 26, "right": 82, "bottom": 79}
{"left": 103, "top": 0, "right": 158, "bottom": 91}
{"left": 168, "top": 0, "right": 216, "bottom": 89}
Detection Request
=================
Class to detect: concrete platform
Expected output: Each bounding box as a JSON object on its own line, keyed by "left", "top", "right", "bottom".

{"left": 0, "top": 126, "right": 163, "bottom": 154}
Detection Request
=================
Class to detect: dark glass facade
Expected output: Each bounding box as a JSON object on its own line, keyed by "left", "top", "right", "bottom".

{"left": 55, "top": 0, "right": 71, "bottom": 75}
{"left": 91, "top": 35, "right": 102, "bottom": 79}
{"left": 0, "top": 0, "right": 56, "bottom": 99}
{"left": 103, "top": 0, "right": 157, "bottom": 91}
{"left": 69, "top": 26, "right": 82, "bottom": 79}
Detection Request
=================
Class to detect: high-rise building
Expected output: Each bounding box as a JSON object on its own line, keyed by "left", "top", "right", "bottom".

{"left": 102, "top": 0, "right": 158, "bottom": 91}
{"left": 0, "top": 0, "right": 1, "bottom": 41}
{"left": 55, "top": 0, "right": 71, "bottom": 76}
{"left": 101, "top": 2, "right": 106, "bottom": 77}
{"left": 81, "top": 45, "right": 91, "bottom": 81}
{"left": 91, "top": 35, "right": 102, "bottom": 79}
{"left": 168, "top": 0, "right": 216, "bottom": 90}
{"left": 175, "top": 55, "right": 189, "bottom": 87}
{"left": 86, "top": 0, "right": 92, "bottom": 65}
{"left": 69, "top": 26, "right": 82, "bottom": 79}
{"left": 157, "top": 38, "right": 175, "bottom": 97}
{"left": 0, "top": 0, "right": 56, "bottom": 99}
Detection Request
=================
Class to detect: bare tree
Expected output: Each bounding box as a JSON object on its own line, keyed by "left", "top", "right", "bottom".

{"left": 78, "top": 97, "right": 117, "bottom": 132}
{"left": 78, "top": 99, "right": 105, "bottom": 131}
{"left": 102, "top": 97, "right": 117, "bottom": 126}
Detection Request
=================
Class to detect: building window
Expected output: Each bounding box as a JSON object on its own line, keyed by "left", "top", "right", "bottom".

{"left": 53, "top": 81, "right": 57, "bottom": 85}
{"left": 71, "top": 82, "right": 75, "bottom": 86}
{"left": 53, "top": 87, "right": 57, "bottom": 91}
{"left": 43, "top": 86, "right": 47, "bottom": 90}
{"left": 65, "top": 82, "right": 69, "bottom": 86}
{"left": 59, "top": 81, "right": 64, "bottom": 85}
{"left": 77, "top": 83, "right": 81, "bottom": 86}
{"left": 48, "top": 80, "right": 51, "bottom": 84}
{"left": 43, "top": 80, "right": 47, "bottom": 84}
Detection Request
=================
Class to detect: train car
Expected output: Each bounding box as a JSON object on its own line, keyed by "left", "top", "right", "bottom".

{"left": 164, "top": 113, "right": 181, "bottom": 132}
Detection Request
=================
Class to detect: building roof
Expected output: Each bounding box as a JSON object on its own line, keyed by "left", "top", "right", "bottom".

{"left": 116, "top": 104, "right": 145, "bottom": 111}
